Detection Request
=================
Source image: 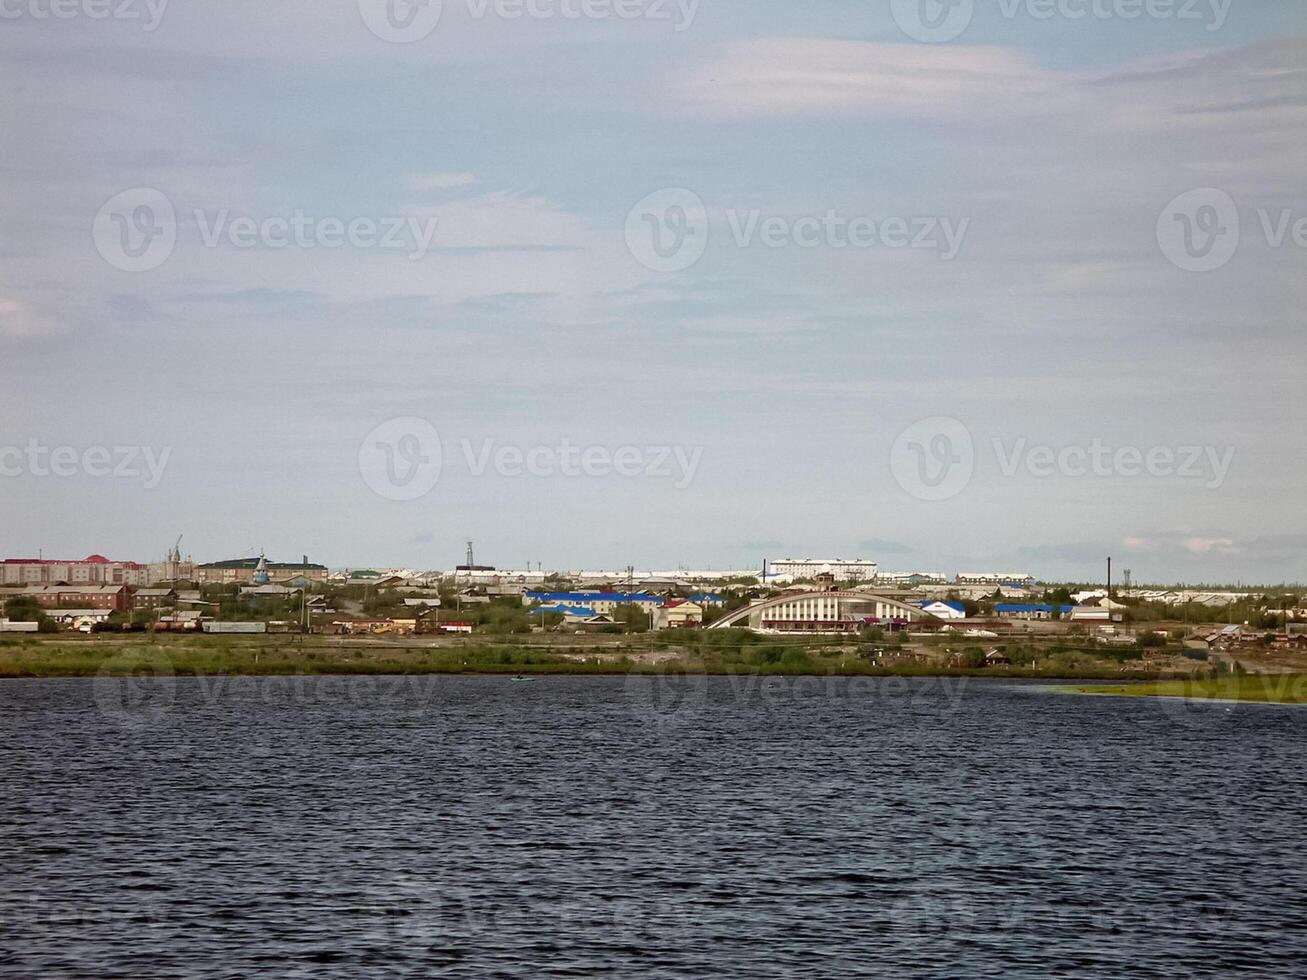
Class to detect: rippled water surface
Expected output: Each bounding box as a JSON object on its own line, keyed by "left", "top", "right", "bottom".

{"left": 2, "top": 675, "right": 1305, "bottom": 977}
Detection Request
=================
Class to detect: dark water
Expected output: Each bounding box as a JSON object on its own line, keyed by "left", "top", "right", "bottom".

{"left": 2, "top": 674, "right": 1305, "bottom": 978}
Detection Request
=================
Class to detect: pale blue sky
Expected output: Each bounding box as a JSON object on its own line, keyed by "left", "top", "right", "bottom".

{"left": 2, "top": 1, "right": 1304, "bottom": 583}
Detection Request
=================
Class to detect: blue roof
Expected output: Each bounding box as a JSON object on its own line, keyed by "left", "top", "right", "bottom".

{"left": 996, "top": 603, "right": 1074, "bottom": 613}
{"left": 529, "top": 603, "right": 597, "bottom": 617}
{"left": 921, "top": 600, "right": 966, "bottom": 612}
{"left": 689, "top": 592, "right": 724, "bottom": 603}
{"left": 527, "top": 591, "right": 662, "bottom": 605}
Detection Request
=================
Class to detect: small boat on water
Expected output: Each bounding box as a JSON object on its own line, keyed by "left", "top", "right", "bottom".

{"left": 511, "top": 675, "right": 536, "bottom": 683}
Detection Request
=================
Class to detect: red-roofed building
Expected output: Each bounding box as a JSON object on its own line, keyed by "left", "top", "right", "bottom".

{"left": 1, "top": 555, "right": 149, "bottom": 587}
{"left": 654, "top": 598, "right": 704, "bottom": 629}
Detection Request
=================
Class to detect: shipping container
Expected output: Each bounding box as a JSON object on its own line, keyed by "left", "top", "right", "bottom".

{"left": 202, "top": 621, "right": 267, "bottom": 634}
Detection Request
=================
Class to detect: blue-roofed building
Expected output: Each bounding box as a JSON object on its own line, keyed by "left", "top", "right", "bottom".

{"left": 529, "top": 603, "right": 598, "bottom": 618}
{"left": 995, "top": 603, "right": 1073, "bottom": 621}
{"left": 917, "top": 599, "right": 967, "bottom": 619}
{"left": 524, "top": 591, "right": 664, "bottom": 614}
{"left": 529, "top": 603, "right": 620, "bottom": 628}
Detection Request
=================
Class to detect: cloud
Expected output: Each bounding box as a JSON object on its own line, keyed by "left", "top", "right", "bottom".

{"left": 407, "top": 172, "right": 479, "bottom": 191}
{"left": 0, "top": 295, "right": 51, "bottom": 339}
{"left": 1123, "top": 532, "right": 1239, "bottom": 557}
{"left": 175, "top": 288, "right": 322, "bottom": 306}
{"left": 1182, "top": 536, "right": 1237, "bottom": 555}
{"left": 1234, "top": 534, "right": 1307, "bottom": 565}
{"left": 677, "top": 37, "right": 1306, "bottom": 139}
{"left": 675, "top": 39, "right": 1061, "bottom": 119}
{"left": 672, "top": 37, "right": 1307, "bottom": 195}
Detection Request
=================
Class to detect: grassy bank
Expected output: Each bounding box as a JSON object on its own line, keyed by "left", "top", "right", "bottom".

{"left": 0, "top": 637, "right": 607, "bottom": 678}
{"left": 1070, "top": 674, "right": 1307, "bottom": 704}
{"left": 0, "top": 634, "right": 1173, "bottom": 680}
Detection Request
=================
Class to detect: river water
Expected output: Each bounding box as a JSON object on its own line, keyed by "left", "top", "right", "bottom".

{"left": 2, "top": 674, "right": 1304, "bottom": 977}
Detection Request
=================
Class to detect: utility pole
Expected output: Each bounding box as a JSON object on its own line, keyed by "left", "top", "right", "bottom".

{"left": 626, "top": 564, "right": 634, "bottom": 634}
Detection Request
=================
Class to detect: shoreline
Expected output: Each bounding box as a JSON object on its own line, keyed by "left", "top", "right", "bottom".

{"left": 0, "top": 638, "right": 1172, "bottom": 681}
{"left": 6, "top": 638, "right": 1302, "bottom": 701}
{"left": 0, "top": 635, "right": 1261, "bottom": 684}
{"left": 1053, "top": 676, "right": 1307, "bottom": 705}
{"left": 0, "top": 663, "right": 1182, "bottom": 681}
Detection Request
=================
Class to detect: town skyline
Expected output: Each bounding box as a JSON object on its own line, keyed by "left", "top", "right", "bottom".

{"left": 3, "top": 2, "right": 1304, "bottom": 590}
{"left": 1, "top": 545, "right": 1301, "bottom": 589}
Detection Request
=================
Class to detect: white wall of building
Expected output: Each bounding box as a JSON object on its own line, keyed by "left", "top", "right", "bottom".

{"left": 767, "top": 559, "right": 878, "bottom": 582}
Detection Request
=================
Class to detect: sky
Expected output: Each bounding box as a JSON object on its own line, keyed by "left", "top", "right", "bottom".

{"left": 1, "top": 0, "right": 1304, "bottom": 584}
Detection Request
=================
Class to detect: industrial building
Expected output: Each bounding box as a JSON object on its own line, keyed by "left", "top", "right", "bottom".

{"left": 995, "top": 603, "right": 1074, "bottom": 621}
{"left": 0, "top": 585, "right": 132, "bottom": 611}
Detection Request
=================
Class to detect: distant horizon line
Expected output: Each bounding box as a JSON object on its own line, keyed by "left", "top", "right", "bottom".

{"left": 3, "top": 553, "right": 1301, "bottom": 591}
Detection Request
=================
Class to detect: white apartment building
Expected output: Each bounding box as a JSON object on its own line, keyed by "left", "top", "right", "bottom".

{"left": 766, "top": 558, "right": 878, "bottom": 583}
